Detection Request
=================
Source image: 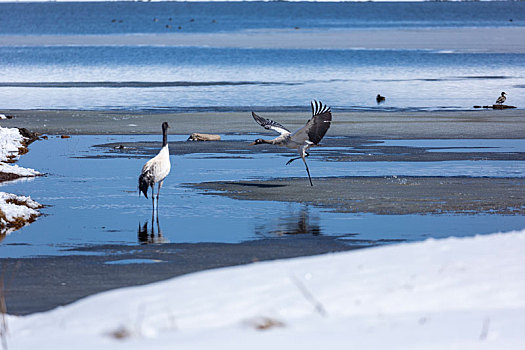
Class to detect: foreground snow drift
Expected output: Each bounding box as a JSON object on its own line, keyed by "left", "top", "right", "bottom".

{"left": 7, "top": 230, "right": 525, "bottom": 349}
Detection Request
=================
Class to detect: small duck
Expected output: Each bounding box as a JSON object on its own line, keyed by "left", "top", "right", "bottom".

{"left": 495, "top": 92, "right": 506, "bottom": 105}
{"left": 376, "top": 94, "right": 386, "bottom": 104}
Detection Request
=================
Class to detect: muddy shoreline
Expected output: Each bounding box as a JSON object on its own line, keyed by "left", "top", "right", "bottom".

{"left": 190, "top": 176, "right": 525, "bottom": 216}
{"left": 3, "top": 236, "right": 362, "bottom": 316}
{"left": 1, "top": 109, "right": 524, "bottom": 139}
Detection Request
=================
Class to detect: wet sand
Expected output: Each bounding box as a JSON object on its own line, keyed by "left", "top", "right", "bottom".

{"left": 3, "top": 27, "right": 525, "bottom": 53}
{"left": 191, "top": 177, "right": 525, "bottom": 216}
{"left": 1, "top": 108, "right": 524, "bottom": 315}
{"left": 1, "top": 109, "right": 524, "bottom": 139}
{"left": 97, "top": 135, "right": 525, "bottom": 162}
{"left": 3, "top": 236, "right": 361, "bottom": 315}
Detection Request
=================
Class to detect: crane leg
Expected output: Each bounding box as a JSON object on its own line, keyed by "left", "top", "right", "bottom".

{"left": 287, "top": 152, "right": 309, "bottom": 165}
{"left": 150, "top": 184, "right": 155, "bottom": 210}
{"left": 150, "top": 208, "right": 155, "bottom": 238}
{"left": 302, "top": 157, "right": 313, "bottom": 186}
{"left": 156, "top": 213, "right": 162, "bottom": 239}
{"left": 286, "top": 156, "right": 300, "bottom": 165}
{"left": 156, "top": 180, "right": 164, "bottom": 210}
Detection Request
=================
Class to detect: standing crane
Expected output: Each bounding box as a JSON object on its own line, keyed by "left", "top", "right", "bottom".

{"left": 250, "top": 100, "right": 332, "bottom": 186}
{"left": 138, "top": 122, "right": 171, "bottom": 210}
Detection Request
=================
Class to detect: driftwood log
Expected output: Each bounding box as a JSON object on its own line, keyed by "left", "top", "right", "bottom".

{"left": 187, "top": 133, "right": 221, "bottom": 141}
{"left": 473, "top": 105, "right": 517, "bottom": 109}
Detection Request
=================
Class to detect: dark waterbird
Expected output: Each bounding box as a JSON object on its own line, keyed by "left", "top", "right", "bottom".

{"left": 250, "top": 100, "right": 332, "bottom": 186}
{"left": 138, "top": 122, "right": 171, "bottom": 210}
{"left": 495, "top": 91, "right": 507, "bottom": 105}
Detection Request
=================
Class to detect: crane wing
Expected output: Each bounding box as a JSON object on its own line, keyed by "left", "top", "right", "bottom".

{"left": 251, "top": 112, "right": 290, "bottom": 136}
{"left": 293, "top": 100, "right": 332, "bottom": 145}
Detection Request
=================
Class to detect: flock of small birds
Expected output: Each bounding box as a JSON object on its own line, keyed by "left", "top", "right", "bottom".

{"left": 110, "top": 17, "right": 217, "bottom": 30}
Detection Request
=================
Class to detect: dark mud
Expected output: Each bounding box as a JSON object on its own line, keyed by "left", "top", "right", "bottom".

{"left": 2, "top": 235, "right": 364, "bottom": 316}
{"left": 190, "top": 177, "right": 525, "bottom": 215}
{"left": 2, "top": 109, "right": 525, "bottom": 139}
{"left": 95, "top": 137, "right": 525, "bottom": 162}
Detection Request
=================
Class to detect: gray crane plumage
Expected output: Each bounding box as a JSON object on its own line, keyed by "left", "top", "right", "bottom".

{"left": 251, "top": 100, "right": 332, "bottom": 186}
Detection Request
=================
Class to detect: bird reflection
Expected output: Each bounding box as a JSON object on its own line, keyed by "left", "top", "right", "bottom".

{"left": 255, "top": 205, "right": 321, "bottom": 237}
{"left": 138, "top": 212, "right": 168, "bottom": 244}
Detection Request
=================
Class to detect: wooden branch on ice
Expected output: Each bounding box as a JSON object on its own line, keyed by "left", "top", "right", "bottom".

{"left": 187, "top": 133, "right": 221, "bottom": 141}
{"left": 473, "top": 105, "right": 517, "bottom": 109}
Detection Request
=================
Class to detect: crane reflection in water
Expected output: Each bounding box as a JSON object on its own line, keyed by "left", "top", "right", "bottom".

{"left": 255, "top": 205, "right": 321, "bottom": 237}
{"left": 138, "top": 212, "right": 168, "bottom": 244}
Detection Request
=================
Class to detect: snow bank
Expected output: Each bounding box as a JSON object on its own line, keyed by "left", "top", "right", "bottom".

{"left": 6, "top": 229, "right": 525, "bottom": 349}
{"left": 0, "top": 126, "right": 42, "bottom": 234}
{"left": 0, "top": 125, "right": 25, "bottom": 161}
{"left": 0, "top": 192, "right": 42, "bottom": 235}
{"left": 0, "top": 126, "right": 40, "bottom": 176}
{"left": 0, "top": 162, "right": 40, "bottom": 177}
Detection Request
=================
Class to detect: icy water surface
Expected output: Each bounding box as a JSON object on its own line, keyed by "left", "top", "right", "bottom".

{"left": 0, "top": 135, "right": 524, "bottom": 258}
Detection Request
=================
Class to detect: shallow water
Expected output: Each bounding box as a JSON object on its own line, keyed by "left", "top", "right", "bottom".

{"left": 0, "top": 135, "right": 524, "bottom": 258}
{"left": 1, "top": 46, "right": 524, "bottom": 111}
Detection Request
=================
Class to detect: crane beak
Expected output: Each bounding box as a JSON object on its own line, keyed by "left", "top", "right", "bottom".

{"left": 249, "top": 141, "right": 257, "bottom": 146}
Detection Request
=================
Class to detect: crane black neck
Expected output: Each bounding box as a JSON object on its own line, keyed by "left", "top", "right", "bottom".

{"left": 162, "top": 128, "right": 168, "bottom": 147}
{"left": 161, "top": 123, "right": 169, "bottom": 147}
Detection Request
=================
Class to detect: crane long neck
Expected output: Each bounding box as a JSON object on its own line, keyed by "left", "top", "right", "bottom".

{"left": 162, "top": 128, "right": 168, "bottom": 147}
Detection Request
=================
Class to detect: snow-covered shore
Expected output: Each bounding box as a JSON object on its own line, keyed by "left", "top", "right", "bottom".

{"left": 6, "top": 229, "right": 525, "bottom": 349}
{"left": 0, "top": 126, "right": 40, "bottom": 177}
{"left": 0, "top": 126, "right": 42, "bottom": 234}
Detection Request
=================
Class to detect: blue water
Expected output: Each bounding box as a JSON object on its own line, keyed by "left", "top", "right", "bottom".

{"left": 0, "top": 136, "right": 524, "bottom": 258}
{"left": 0, "top": 1, "right": 524, "bottom": 110}
{"left": 1, "top": 2, "right": 524, "bottom": 35}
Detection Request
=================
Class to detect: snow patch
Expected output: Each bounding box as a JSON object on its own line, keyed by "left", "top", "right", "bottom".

{"left": 0, "top": 191, "right": 42, "bottom": 235}
{"left": 6, "top": 229, "right": 525, "bottom": 349}
{"left": 0, "top": 126, "right": 43, "bottom": 234}
{"left": 0, "top": 125, "right": 25, "bottom": 162}
{"left": 0, "top": 126, "right": 41, "bottom": 176}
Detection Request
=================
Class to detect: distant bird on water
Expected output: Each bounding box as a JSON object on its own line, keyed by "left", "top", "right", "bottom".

{"left": 139, "top": 122, "right": 171, "bottom": 210}
{"left": 495, "top": 91, "right": 507, "bottom": 105}
{"left": 251, "top": 100, "right": 332, "bottom": 186}
{"left": 376, "top": 94, "right": 386, "bottom": 104}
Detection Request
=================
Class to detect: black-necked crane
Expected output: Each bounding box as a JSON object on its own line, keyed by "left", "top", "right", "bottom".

{"left": 138, "top": 122, "right": 171, "bottom": 210}
{"left": 495, "top": 91, "right": 507, "bottom": 105}
{"left": 250, "top": 100, "right": 332, "bottom": 186}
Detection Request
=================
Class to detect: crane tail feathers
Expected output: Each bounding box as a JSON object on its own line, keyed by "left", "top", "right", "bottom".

{"left": 138, "top": 172, "right": 150, "bottom": 199}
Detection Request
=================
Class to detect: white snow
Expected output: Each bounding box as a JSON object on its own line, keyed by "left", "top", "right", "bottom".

{"left": 0, "top": 191, "right": 42, "bottom": 235}
{"left": 6, "top": 229, "right": 525, "bottom": 349}
{"left": 0, "top": 125, "right": 25, "bottom": 162}
{"left": 0, "top": 126, "right": 42, "bottom": 234}
{"left": 0, "top": 162, "right": 40, "bottom": 177}
{"left": 0, "top": 126, "right": 40, "bottom": 176}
